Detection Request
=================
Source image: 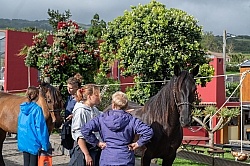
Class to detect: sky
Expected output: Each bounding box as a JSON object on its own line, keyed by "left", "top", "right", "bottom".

{"left": 0, "top": 0, "right": 250, "bottom": 35}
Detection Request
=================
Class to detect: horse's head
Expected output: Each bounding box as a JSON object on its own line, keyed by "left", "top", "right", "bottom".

{"left": 39, "top": 82, "right": 64, "bottom": 130}
{"left": 173, "top": 65, "right": 199, "bottom": 127}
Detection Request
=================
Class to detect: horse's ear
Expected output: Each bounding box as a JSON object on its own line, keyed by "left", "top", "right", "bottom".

{"left": 190, "top": 65, "right": 199, "bottom": 77}
{"left": 174, "top": 65, "right": 181, "bottom": 77}
{"left": 39, "top": 82, "right": 49, "bottom": 92}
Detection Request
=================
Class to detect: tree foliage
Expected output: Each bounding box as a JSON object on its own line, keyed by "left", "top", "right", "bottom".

{"left": 47, "top": 9, "right": 72, "bottom": 32}
{"left": 94, "top": 72, "right": 120, "bottom": 110}
{"left": 99, "top": 0, "right": 213, "bottom": 104}
{"left": 87, "top": 13, "right": 107, "bottom": 39}
{"left": 21, "top": 12, "right": 117, "bottom": 107}
{"left": 201, "top": 31, "right": 221, "bottom": 52}
{"left": 24, "top": 20, "right": 100, "bottom": 86}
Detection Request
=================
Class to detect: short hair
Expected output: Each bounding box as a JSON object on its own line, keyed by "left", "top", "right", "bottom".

{"left": 26, "top": 86, "right": 39, "bottom": 102}
{"left": 112, "top": 91, "right": 128, "bottom": 110}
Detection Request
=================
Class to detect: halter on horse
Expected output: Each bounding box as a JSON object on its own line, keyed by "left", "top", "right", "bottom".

{"left": 130, "top": 65, "right": 199, "bottom": 166}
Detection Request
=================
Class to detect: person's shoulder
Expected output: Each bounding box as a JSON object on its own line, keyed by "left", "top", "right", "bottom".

{"left": 100, "top": 110, "right": 109, "bottom": 117}
{"left": 34, "top": 104, "right": 43, "bottom": 112}
{"left": 72, "top": 102, "right": 87, "bottom": 113}
{"left": 123, "top": 110, "right": 133, "bottom": 117}
{"left": 93, "top": 106, "right": 101, "bottom": 113}
{"left": 20, "top": 101, "right": 28, "bottom": 106}
{"left": 73, "top": 102, "right": 83, "bottom": 109}
{"left": 32, "top": 102, "right": 41, "bottom": 107}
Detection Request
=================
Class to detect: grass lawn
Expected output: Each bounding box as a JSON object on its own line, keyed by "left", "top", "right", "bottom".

{"left": 172, "top": 157, "right": 208, "bottom": 166}
{"left": 155, "top": 157, "right": 208, "bottom": 166}
{"left": 154, "top": 147, "right": 250, "bottom": 165}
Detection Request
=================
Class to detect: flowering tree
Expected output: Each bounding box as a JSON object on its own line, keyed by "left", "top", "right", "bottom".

{"left": 25, "top": 20, "right": 100, "bottom": 85}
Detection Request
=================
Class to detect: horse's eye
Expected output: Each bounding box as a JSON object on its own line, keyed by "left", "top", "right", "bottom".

{"left": 47, "top": 99, "right": 52, "bottom": 103}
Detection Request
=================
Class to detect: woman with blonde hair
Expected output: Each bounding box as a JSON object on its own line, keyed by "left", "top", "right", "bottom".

{"left": 69, "top": 84, "right": 102, "bottom": 166}
{"left": 81, "top": 91, "right": 153, "bottom": 166}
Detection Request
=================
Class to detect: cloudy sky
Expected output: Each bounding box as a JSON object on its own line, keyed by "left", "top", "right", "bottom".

{"left": 1, "top": 0, "right": 250, "bottom": 35}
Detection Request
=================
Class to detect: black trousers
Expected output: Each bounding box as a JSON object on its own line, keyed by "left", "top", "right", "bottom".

{"left": 23, "top": 152, "right": 38, "bottom": 166}
{"left": 69, "top": 145, "right": 101, "bottom": 166}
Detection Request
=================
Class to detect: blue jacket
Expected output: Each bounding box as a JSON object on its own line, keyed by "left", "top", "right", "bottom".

{"left": 81, "top": 110, "right": 153, "bottom": 166}
{"left": 17, "top": 102, "right": 49, "bottom": 155}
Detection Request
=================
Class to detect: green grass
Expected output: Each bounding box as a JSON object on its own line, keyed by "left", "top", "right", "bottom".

{"left": 235, "top": 39, "right": 250, "bottom": 42}
{"left": 226, "top": 71, "right": 240, "bottom": 75}
{"left": 173, "top": 158, "right": 208, "bottom": 166}
{"left": 154, "top": 147, "right": 250, "bottom": 165}
{"left": 155, "top": 157, "right": 208, "bottom": 166}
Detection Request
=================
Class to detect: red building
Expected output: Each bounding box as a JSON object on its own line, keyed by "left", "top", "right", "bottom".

{"left": 185, "top": 56, "right": 240, "bottom": 144}
{"left": 0, "top": 30, "right": 53, "bottom": 92}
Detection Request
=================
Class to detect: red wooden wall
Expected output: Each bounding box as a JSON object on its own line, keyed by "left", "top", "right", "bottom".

{"left": 4, "top": 30, "right": 53, "bottom": 92}
{"left": 5, "top": 30, "right": 38, "bottom": 92}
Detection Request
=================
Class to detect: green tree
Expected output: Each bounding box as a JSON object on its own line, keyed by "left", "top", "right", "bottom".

{"left": 47, "top": 9, "right": 72, "bottom": 32}
{"left": 201, "top": 31, "right": 221, "bottom": 52}
{"left": 99, "top": 0, "right": 214, "bottom": 104}
{"left": 87, "top": 13, "right": 107, "bottom": 39}
{"left": 21, "top": 27, "right": 41, "bottom": 32}
{"left": 193, "top": 106, "right": 240, "bottom": 147}
{"left": 94, "top": 72, "right": 120, "bottom": 110}
{"left": 229, "top": 53, "right": 245, "bottom": 64}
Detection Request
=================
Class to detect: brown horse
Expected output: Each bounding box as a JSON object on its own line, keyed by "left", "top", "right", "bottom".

{"left": 103, "top": 65, "right": 199, "bottom": 166}
{"left": 0, "top": 82, "right": 64, "bottom": 166}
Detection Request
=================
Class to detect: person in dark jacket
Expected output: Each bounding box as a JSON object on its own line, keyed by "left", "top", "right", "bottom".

{"left": 17, "top": 86, "right": 50, "bottom": 166}
{"left": 81, "top": 91, "right": 153, "bottom": 166}
{"left": 65, "top": 73, "right": 82, "bottom": 121}
{"left": 62, "top": 74, "right": 82, "bottom": 154}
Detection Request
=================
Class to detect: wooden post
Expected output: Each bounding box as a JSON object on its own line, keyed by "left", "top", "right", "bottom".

{"left": 44, "top": 77, "right": 50, "bottom": 83}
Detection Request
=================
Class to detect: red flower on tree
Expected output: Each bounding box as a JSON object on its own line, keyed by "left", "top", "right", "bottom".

{"left": 57, "top": 21, "right": 79, "bottom": 30}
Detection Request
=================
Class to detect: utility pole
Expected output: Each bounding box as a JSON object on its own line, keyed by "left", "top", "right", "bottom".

{"left": 223, "top": 30, "right": 227, "bottom": 77}
{"left": 223, "top": 30, "right": 236, "bottom": 78}
{"left": 28, "top": 66, "right": 30, "bottom": 87}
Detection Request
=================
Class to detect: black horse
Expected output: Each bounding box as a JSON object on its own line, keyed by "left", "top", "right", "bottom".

{"left": 126, "top": 65, "right": 199, "bottom": 166}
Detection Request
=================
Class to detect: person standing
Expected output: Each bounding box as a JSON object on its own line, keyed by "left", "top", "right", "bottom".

{"left": 65, "top": 73, "right": 82, "bottom": 121}
{"left": 17, "top": 86, "right": 50, "bottom": 166}
{"left": 61, "top": 74, "right": 82, "bottom": 152}
{"left": 69, "top": 84, "right": 102, "bottom": 166}
{"left": 81, "top": 91, "right": 153, "bottom": 166}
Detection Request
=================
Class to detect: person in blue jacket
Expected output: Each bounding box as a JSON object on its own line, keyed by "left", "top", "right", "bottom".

{"left": 17, "top": 86, "right": 50, "bottom": 166}
{"left": 81, "top": 91, "right": 154, "bottom": 166}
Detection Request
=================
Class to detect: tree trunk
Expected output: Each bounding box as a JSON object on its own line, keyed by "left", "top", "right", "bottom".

{"left": 208, "top": 131, "right": 214, "bottom": 148}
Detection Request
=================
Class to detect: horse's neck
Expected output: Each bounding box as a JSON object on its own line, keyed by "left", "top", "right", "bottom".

{"left": 36, "top": 94, "right": 53, "bottom": 133}
{"left": 36, "top": 94, "right": 50, "bottom": 120}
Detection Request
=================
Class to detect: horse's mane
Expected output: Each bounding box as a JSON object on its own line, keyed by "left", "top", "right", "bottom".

{"left": 142, "top": 70, "right": 191, "bottom": 125}
{"left": 39, "top": 82, "right": 62, "bottom": 108}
